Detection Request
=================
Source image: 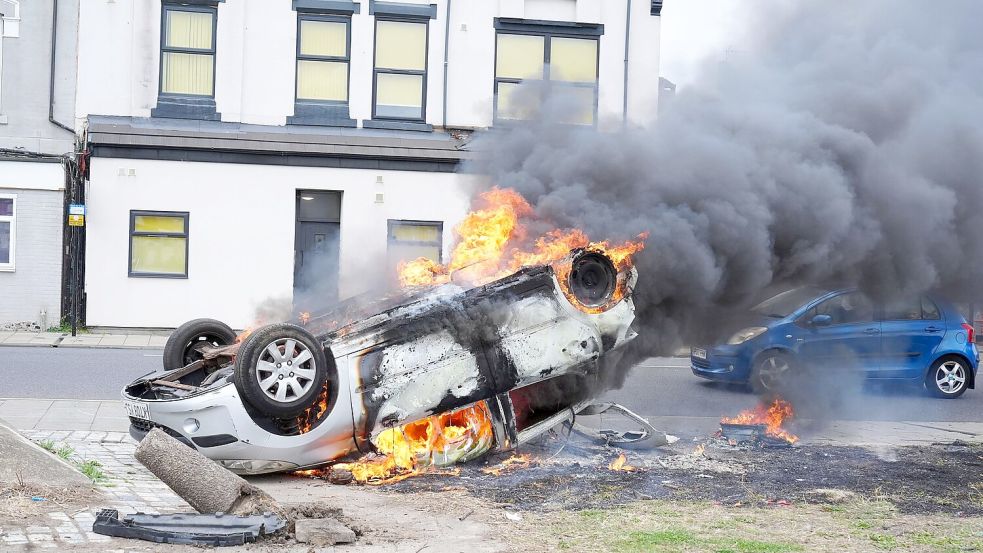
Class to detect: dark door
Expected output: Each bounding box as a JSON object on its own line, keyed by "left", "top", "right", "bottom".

{"left": 795, "top": 291, "right": 881, "bottom": 373}
{"left": 294, "top": 191, "right": 341, "bottom": 312}
{"left": 879, "top": 297, "right": 945, "bottom": 379}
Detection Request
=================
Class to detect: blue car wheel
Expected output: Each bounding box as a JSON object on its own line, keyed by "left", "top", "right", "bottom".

{"left": 925, "top": 356, "right": 970, "bottom": 399}
{"left": 751, "top": 351, "right": 792, "bottom": 393}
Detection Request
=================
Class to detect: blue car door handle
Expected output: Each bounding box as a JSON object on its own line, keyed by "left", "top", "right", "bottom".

{"left": 924, "top": 326, "right": 943, "bottom": 333}
{"left": 864, "top": 328, "right": 880, "bottom": 335}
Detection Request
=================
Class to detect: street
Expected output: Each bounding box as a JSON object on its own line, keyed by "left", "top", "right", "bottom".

{"left": 2, "top": 346, "right": 981, "bottom": 423}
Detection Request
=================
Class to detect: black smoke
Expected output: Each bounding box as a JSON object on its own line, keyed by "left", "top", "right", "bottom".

{"left": 469, "top": 0, "right": 983, "bottom": 357}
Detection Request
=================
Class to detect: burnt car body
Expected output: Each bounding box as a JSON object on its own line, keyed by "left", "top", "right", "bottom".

{"left": 122, "top": 251, "right": 640, "bottom": 474}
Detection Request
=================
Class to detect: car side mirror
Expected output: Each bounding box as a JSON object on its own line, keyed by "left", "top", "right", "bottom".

{"left": 811, "top": 314, "right": 832, "bottom": 327}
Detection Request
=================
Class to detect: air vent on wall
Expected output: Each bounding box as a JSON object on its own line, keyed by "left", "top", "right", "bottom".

{"left": 651, "top": 1, "right": 663, "bottom": 16}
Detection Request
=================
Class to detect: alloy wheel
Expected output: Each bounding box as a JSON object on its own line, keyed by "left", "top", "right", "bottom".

{"left": 935, "top": 360, "right": 966, "bottom": 394}
{"left": 757, "top": 356, "right": 790, "bottom": 391}
{"left": 254, "top": 338, "right": 317, "bottom": 403}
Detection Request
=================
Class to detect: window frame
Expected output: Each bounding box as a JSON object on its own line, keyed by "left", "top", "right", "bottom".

{"left": 294, "top": 14, "right": 352, "bottom": 106}
{"left": 493, "top": 25, "right": 601, "bottom": 126}
{"left": 128, "top": 210, "right": 190, "bottom": 279}
{"left": 0, "top": 193, "right": 15, "bottom": 272}
{"left": 158, "top": 3, "right": 218, "bottom": 99}
{"left": 387, "top": 219, "right": 443, "bottom": 264}
{"left": 371, "top": 16, "right": 431, "bottom": 123}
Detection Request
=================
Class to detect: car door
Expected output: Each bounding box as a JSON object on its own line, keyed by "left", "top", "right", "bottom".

{"left": 878, "top": 297, "right": 945, "bottom": 379}
{"left": 795, "top": 292, "right": 880, "bottom": 373}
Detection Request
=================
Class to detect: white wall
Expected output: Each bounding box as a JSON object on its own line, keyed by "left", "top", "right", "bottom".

{"left": 75, "top": 0, "right": 662, "bottom": 129}
{"left": 84, "top": 158, "right": 474, "bottom": 328}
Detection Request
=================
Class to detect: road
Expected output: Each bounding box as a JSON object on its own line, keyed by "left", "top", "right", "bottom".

{"left": 1, "top": 347, "right": 981, "bottom": 422}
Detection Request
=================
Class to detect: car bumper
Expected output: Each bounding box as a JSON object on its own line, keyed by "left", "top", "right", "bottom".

{"left": 690, "top": 346, "right": 752, "bottom": 383}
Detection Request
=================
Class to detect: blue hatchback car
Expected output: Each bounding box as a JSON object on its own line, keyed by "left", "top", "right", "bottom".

{"left": 691, "top": 287, "right": 979, "bottom": 398}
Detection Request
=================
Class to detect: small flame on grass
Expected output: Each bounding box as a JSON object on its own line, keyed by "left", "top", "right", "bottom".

{"left": 608, "top": 453, "right": 637, "bottom": 472}
{"left": 481, "top": 454, "right": 533, "bottom": 476}
{"left": 693, "top": 444, "right": 706, "bottom": 456}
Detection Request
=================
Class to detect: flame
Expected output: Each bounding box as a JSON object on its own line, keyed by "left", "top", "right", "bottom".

{"left": 608, "top": 453, "right": 637, "bottom": 472}
{"left": 299, "top": 312, "right": 311, "bottom": 325}
{"left": 335, "top": 402, "right": 495, "bottom": 485}
{"left": 397, "top": 188, "right": 647, "bottom": 310}
{"left": 721, "top": 398, "right": 799, "bottom": 444}
{"left": 481, "top": 453, "right": 534, "bottom": 476}
{"left": 693, "top": 444, "right": 706, "bottom": 456}
{"left": 235, "top": 327, "right": 254, "bottom": 344}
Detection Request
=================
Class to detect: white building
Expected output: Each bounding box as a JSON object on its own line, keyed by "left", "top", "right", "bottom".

{"left": 75, "top": 0, "right": 663, "bottom": 329}
{"left": 0, "top": 0, "right": 79, "bottom": 328}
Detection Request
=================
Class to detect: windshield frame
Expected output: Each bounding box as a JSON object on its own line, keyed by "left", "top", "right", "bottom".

{"left": 751, "top": 286, "right": 830, "bottom": 318}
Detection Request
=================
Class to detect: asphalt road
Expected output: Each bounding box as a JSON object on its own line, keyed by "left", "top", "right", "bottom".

{"left": 1, "top": 347, "right": 981, "bottom": 422}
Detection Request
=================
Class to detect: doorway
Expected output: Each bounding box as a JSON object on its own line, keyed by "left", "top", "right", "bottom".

{"left": 294, "top": 190, "right": 341, "bottom": 314}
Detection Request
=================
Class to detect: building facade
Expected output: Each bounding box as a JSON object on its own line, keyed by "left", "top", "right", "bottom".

{"left": 0, "top": 0, "right": 79, "bottom": 327}
{"left": 74, "top": 0, "right": 663, "bottom": 329}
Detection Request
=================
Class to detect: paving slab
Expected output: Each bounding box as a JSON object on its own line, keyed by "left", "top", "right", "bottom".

{"left": 148, "top": 335, "right": 169, "bottom": 348}
{"left": 96, "top": 335, "right": 126, "bottom": 347}
{"left": 0, "top": 398, "right": 53, "bottom": 416}
{"left": 1, "top": 332, "right": 63, "bottom": 346}
{"left": 58, "top": 334, "right": 106, "bottom": 347}
{"left": 122, "top": 335, "right": 152, "bottom": 347}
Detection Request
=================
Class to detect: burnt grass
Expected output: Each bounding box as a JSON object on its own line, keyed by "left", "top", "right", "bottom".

{"left": 388, "top": 442, "right": 983, "bottom": 515}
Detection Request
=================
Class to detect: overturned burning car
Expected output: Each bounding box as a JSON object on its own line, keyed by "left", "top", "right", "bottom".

{"left": 122, "top": 248, "right": 642, "bottom": 476}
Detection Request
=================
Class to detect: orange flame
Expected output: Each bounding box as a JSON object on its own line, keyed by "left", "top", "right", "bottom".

{"left": 397, "top": 188, "right": 647, "bottom": 308}
{"left": 481, "top": 453, "right": 534, "bottom": 476}
{"left": 235, "top": 327, "right": 254, "bottom": 344}
{"left": 608, "top": 453, "right": 637, "bottom": 472}
{"left": 335, "top": 402, "right": 495, "bottom": 485}
{"left": 298, "top": 312, "right": 311, "bottom": 325}
{"left": 721, "top": 399, "right": 799, "bottom": 444}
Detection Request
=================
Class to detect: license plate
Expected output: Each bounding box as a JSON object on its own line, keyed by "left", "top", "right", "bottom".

{"left": 692, "top": 348, "right": 707, "bottom": 360}
{"left": 122, "top": 400, "right": 151, "bottom": 421}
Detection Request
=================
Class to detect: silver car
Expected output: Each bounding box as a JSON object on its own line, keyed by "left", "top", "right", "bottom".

{"left": 122, "top": 249, "right": 639, "bottom": 474}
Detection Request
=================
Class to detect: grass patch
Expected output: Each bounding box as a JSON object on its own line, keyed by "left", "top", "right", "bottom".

{"left": 78, "top": 460, "right": 106, "bottom": 483}
{"left": 616, "top": 529, "right": 801, "bottom": 553}
{"left": 38, "top": 439, "right": 55, "bottom": 453}
{"left": 868, "top": 533, "right": 897, "bottom": 550}
{"left": 55, "top": 444, "right": 75, "bottom": 460}
{"left": 35, "top": 440, "right": 106, "bottom": 483}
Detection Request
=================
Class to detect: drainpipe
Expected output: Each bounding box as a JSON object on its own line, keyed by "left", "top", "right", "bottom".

{"left": 621, "top": 0, "right": 632, "bottom": 127}
{"left": 49, "top": 0, "right": 74, "bottom": 134}
{"left": 442, "top": 0, "right": 452, "bottom": 129}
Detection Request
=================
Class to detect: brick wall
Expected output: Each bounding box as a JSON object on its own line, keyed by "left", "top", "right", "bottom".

{"left": 0, "top": 187, "right": 64, "bottom": 325}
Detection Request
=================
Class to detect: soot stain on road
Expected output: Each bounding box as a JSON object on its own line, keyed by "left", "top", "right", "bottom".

{"left": 387, "top": 442, "right": 983, "bottom": 515}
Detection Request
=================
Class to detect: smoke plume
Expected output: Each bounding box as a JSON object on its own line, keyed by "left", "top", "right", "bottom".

{"left": 469, "top": 0, "right": 983, "bottom": 355}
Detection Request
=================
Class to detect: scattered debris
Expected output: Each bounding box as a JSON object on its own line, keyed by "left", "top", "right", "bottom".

{"left": 505, "top": 511, "right": 523, "bottom": 522}
{"left": 294, "top": 517, "right": 357, "bottom": 546}
{"left": 92, "top": 509, "right": 285, "bottom": 546}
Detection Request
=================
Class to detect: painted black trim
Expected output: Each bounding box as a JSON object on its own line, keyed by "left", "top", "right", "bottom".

{"left": 93, "top": 145, "right": 460, "bottom": 173}
{"left": 292, "top": 0, "right": 360, "bottom": 14}
{"left": 128, "top": 210, "right": 190, "bottom": 279}
{"left": 369, "top": 1, "right": 436, "bottom": 19}
{"left": 191, "top": 434, "right": 238, "bottom": 447}
{"left": 154, "top": 3, "right": 220, "bottom": 120}
{"left": 288, "top": 13, "right": 355, "bottom": 126}
{"left": 494, "top": 18, "right": 604, "bottom": 36}
{"left": 651, "top": 1, "right": 664, "bottom": 16}
{"left": 362, "top": 119, "right": 433, "bottom": 132}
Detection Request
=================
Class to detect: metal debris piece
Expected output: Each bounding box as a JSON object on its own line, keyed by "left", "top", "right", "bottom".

{"left": 92, "top": 509, "right": 285, "bottom": 546}
{"left": 573, "top": 402, "right": 669, "bottom": 449}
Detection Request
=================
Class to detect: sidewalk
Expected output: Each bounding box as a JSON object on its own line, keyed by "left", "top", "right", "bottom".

{"left": 0, "top": 399, "right": 129, "bottom": 433}
{"left": 0, "top": 330, "right": 170, "bottom": 349}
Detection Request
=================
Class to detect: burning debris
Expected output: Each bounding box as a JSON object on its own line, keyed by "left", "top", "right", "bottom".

{"left": 607, "top": 453, "right": 638, "bottom": 472}
{"left": 719, "top": 399, "right": 799, "bottom": 447}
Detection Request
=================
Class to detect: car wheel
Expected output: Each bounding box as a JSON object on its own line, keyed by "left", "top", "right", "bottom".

{"left": 925, "top": 357, "right": 969, "bottom": 399}
{"left": 751, "top": 352, "right": 793, "bottom": 393}
{"left": 163, "top": 318, "right": 237, "bottom": 370}
{"left": 233, "top": 323, "right": 328, "bottom": 419}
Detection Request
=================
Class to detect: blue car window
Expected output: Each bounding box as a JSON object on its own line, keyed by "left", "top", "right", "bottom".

{"left": 814, "top": 293, "right": 874, "bottom": 325}
{"left": 884, "top": 298, "right": 929, "bottom": 321}
{"left": 921, "top": 297, "right": 941, "bottom": 320}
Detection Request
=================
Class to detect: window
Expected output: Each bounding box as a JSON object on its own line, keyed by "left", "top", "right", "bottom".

{"left": 883, "top": 297, "right": 942, "bottom": 321}
{"left": 810, "top": 292, "right": 875, "bottom": 325}
{"left": 129, "top": 211, "right": 189, "bottom": 278}
{"left": 296, "top": 15, "right": 350, "bottom": 104}
{"left": 373, "top": 19, "right": 428, "bottom": 120}
{"left": 388, "top": 220, "right": 442, "bottom": 269}
{"left": 494, "top": 24, "right": 600, "bottom": 125}
{"left": 0, "top": 195, "right": 14, "bottom": 271}
{"left": 160, "top": 5, "right": 216, "bottom": 97}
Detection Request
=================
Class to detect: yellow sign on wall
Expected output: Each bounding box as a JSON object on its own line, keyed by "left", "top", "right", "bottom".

{"left": 68, "top": 204, "right": 85, "bottom": 227}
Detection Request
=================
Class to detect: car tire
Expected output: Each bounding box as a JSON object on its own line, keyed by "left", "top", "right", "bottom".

{"left": 750, "top": 351, "right": 793, "bottom": 394}
{"left": 163, "top": 318, "right": 238, "bottom": 370}
{"left": 234, "top": 323, "right": 328, "bottom": 419}
{"left": 925, "top": 356, "right": 969, "bottom": 399}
